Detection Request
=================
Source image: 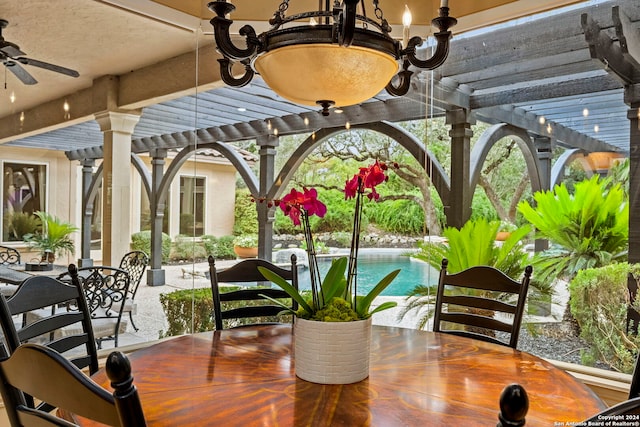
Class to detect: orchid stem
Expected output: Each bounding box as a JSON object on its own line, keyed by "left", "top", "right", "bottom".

{"left": 347, "top": 180, "right": 363, "bottom": 309}
{"left": 303, "top": 211, "right": 322, "bottom": 310}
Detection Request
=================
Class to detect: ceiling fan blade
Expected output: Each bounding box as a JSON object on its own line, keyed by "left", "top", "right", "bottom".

{"left": 16, "top": 57, "right": 79, "bottom": 78}
{"left": 4, "top": 60, "right": 37, "bottom": 84}
{"left": 0, "top": 43, "right": 24, "bottom": 57}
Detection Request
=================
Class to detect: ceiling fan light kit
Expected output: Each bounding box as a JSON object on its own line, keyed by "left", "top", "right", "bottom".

{"left": 208, "top": 0, "right": 456, "bottom": 116}
{"left": 0, "top": 19, "right": 79, "bottom": 85}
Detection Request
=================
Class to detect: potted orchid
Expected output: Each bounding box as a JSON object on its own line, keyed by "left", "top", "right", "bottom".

{"left": 257, "top": 160, "right": 400, "bottom": 384}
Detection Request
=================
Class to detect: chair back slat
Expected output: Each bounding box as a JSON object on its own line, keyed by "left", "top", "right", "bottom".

{"left": 0, "top": 343, "right": 146, "bottom": 427}
{"left": 433, "top": 258, "right": 532, "bottom": 348}
{"left": 208, "top": 255, "right": 298, "bottom": 330}
{"left": 0, "top": 271, "right": 98, "bottom": 375}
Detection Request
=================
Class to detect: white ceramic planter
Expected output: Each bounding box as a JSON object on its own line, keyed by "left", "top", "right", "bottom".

{"left": 294, "top": 317, "right": 372, "bottom": 384}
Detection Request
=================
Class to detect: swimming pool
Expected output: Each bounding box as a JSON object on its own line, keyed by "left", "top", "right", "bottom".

{"left": 296, "top": 249, "right": 439, "bottom": 297}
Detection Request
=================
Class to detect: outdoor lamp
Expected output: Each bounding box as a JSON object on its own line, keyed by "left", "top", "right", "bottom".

{"left": 208, "top": 0, "right": 456, "bottom": 115}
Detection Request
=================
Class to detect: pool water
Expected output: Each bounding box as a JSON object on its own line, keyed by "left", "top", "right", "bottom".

{"left": 297, "top": 250, "right": 439, "bottom": 297}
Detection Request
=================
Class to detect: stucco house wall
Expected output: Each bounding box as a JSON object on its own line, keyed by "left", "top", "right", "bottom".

{"left": 2, "top": 146, "right": 238, "bottom": 266}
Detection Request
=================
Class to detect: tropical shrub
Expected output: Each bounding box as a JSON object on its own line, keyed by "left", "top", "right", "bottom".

{"left": 170, "top": 235, "right": 208, "bottom": 261}
{"left": 309, "top": 190, "right": 368, "bottom": 233}
{"left": 366, "top": 198, "right": 425, "bottom": 235}
{"left": 23, "top": 211, "right": 78, "bottom": 260}
{"left": 517, "top": 175, "right": 628, "bottom": 285}
{"left": 159, "top": 287, "right": 292, "bottom": 337}
{"left": 233, "top": 234, "right": 258, "bottom": 248}
{"left": 159, "top": 288, "right": 215, "bottom": 337}
{"left": 131, "top": 230, "right": 172, "bottom": 263}
{"left": 400, "top": 218, "right": 537, "bottom": 329}
{"left": 470, "top": 191, "right": 499, "bottom": 223}
{"left": 201, "top": 235, "right": 236, "bottom": 259}
{"left": 569, "top": 263, "right": 640, "bottom": 372}
{"left": 412, "top": 218, "right": 532, "bottom": 276}
{"left": 233, "top": 189, "right": 258, "bottom": 235}
{"left": 5, "top": 212, "right": 39, "bottom": 241}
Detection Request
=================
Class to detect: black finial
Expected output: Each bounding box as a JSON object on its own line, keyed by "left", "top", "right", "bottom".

{"left": 497, "top": 383, "right": 529, "bottom": 427}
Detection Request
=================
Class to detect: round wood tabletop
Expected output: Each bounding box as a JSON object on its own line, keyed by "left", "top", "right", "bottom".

{"left": 73, "top": 324, "right": 606, "bottom": 426}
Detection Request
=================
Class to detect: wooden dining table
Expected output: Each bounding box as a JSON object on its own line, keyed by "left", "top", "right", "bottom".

{"left": 69, "top": 324, "right": 606, "bottom": 426}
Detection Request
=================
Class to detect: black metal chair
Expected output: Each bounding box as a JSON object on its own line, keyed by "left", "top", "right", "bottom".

{"left": 0, "top": 245, "right": 22, "bottom": 295}
{"left": 0, "top": 343, "right": 147, "bottom": 427}
{"left": 208, "top": 255, "right": 298, "bottom": 330}
{"left": 433, "top": 258, "right": 533, "bottom": 348}
{"left": 118, "top": 250, "right": 149, "bottom": 331}
{"left": 0, "top": 245, "right": 20, "bottom": 265}
{"left": 58, "top": 265, "right": 131, "bottom": 349}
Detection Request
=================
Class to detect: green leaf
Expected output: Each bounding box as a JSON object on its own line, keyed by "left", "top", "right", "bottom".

{"left": 257, "top": 266, "right": 313, "bottom": 314}
{"left": 356, "top": 269, "right": 400, "bottom": 318}
{"left": 367, "top": 301, "right": 398, "bottom": 317}
{"left": 320, "top": 257, "right": 348, "bottom": 303}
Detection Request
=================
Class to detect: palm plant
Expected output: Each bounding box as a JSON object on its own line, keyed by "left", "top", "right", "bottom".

{"left": 23, "top": 211, "right": 78, "bottom": 262}
{"left": 400, "top": 218, "right": 534, "bottom": 329}
{"left": 517, "top": 175, "right": 628, "bottom": 285}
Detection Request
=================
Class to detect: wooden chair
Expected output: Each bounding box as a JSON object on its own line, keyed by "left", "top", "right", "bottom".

{"left": 433, "top": 258, "right": 533, "bottom": 348}
{"left": 0, "top": 343, "right": 147, "bottom": 427}
{"left": 0, "top": 245, "right": 20, "bottom": 265}
{"left": 0, "top": 273, "right": 99, "bottom": 374}
{"left": 208, "top": 255, "right": 298, "bottom": 330}
{"left": 118, "top": 250, "right": 149, "bottom": 331}
{"left": 0, "top": 272, "right": 99, "bottom": 414}
{"left": 58, "top": 265, "right": 131, "bottom": 349}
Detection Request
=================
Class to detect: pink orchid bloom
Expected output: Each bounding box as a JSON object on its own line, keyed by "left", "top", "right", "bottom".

{"left": 303, "top": 187, "right": 327, "bottom": 218}
{"left": 363, "top": 161, "right": 386, "bottom": 189}
{"left": 344, "top": 175, "right": 360, "bottom": 199}
{"left": 279, "top": 187, "right": 326, "bottom": 225}
{"left": 344, "top": 161, "right": 387, "bottom": 200}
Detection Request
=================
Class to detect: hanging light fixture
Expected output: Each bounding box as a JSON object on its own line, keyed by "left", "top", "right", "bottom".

{"left": 208, "top": 0, "right": 456, "bottom": 116}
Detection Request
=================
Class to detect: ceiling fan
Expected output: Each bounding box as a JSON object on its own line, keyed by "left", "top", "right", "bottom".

{"left": 0, "top": 18, "right": 79, "bottom": 85}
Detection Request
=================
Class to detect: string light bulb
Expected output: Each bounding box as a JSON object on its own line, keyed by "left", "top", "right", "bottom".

{"left": 63, "top": 100, "right": 70, "bottom": 119}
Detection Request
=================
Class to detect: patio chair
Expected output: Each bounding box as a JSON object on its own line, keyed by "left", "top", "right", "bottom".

{"left": 58, "top": 265, "right": 131, "bottom": 349}
{"left": 0, "top": 245, "right": 21, "bottom": 295}
{"left": 0, "top": 272, "right": 99, "bottom": 413}
{"left": 0, "top": 245, "right": 20, "bottom": 265}
{"left": 208, "top": 255, "right": 298, "bottom": 330}
{"left": 0, "top": 343, "right": 147, "bottom": 427}
{"left": 433, "top": 258, "right": 532, "bottom": 349}
{"left": 0, "top": 273, "right": 98, "bottom": 373}
{"left": 118, "top": 250, "right": 149, "bottom": 331}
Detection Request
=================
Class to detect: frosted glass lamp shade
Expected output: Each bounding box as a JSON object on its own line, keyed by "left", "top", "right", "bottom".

{"left": 253, "top": 44, "right": 399, "bottom": 108}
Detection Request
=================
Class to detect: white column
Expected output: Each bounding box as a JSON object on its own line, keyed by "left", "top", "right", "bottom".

{"left": 95, "top": 111, "right": 141, "bottom": 266}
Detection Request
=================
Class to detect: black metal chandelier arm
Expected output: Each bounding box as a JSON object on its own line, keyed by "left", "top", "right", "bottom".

{"left": 210, "top": 16, "right": 261, "bottom": 62}
{"left": 217, "top": 58, "right": 254, "bottom": 88}
{"left": 403, "top": 32, "right": 452, "bottom": 71}
{"left": 338, "top": 0, "right": 360, "bottom": 47}
{"left": 385, "top": 61, "right": 413, "bottom": 97}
